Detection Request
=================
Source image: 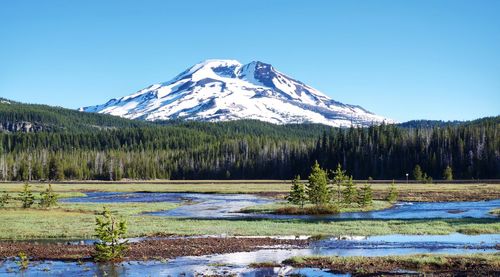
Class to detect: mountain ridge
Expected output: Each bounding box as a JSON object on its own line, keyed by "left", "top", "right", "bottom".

{"left": 81, "top": 59, "right": 394, "bottom": 127}
{"left": 0, "top": 97, "right": 150, "bottom": 132}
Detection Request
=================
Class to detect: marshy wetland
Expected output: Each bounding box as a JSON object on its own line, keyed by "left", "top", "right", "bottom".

{"left": 0, "top": 181, "right": 499, "bottom": 276}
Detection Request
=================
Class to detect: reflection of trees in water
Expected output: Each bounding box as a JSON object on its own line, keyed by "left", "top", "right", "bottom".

{"left": 97, "top": 263, "right": 123, "bottom": 277}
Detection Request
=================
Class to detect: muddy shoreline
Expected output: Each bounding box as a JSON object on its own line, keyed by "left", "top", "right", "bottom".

{"left": 0, "top": 237, "right": 309, "bottom": 261}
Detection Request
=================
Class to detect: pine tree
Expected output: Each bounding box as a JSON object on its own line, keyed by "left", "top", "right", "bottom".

{"left": 413, "top": 165, "right": 423, "bottom": 181}
{"left": 443, "top": 165, "right": 453, "bottom": 181}
{"left": 19, "top": 183, "right": 35, "bottom": 208}
{"left": 332, "top": 163, "right": 347, "bottom": 203}
{"left": 358, "top": 183, "right": 373, "bottom": 207}
{"left": 422, "top": 172, "right": 433, "bottom": 183}
{"left": 39, "top": 184, "right": 59, "bottom": 208}
{"left": 386, "top": 180, "right": 398, "bottom": 203}
{"left": 287, "top": 175, "right": 306, "bottom": 209}
{"left": 342, "top": 176, "right": 357, "bottom": 205}
{"left": 306, "top": 161, "right": 330, "bottom": 206}
{"left": 0, "top": 191, "right": 11, "bottom": 207}
{"left": 94, "top": 207, "right": 128, "bottom": 262}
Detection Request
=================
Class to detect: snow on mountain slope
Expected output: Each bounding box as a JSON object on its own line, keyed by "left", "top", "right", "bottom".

{"left": 80, "top": 59, "right": 393, "bottom": 127}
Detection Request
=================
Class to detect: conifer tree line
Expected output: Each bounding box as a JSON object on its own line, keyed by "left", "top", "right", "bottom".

{"left": 0, "top": 116, "right": 498, "bottom": 181}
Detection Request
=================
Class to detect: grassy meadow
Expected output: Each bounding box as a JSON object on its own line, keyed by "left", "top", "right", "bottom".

{"left": 0, "top": 200, "right": 498, "bottom": 240}
{"left": 0, "top": 181, "right": 498, "bottom": 198}
{"left": 0, "top": 181, "right": 498, "bottom": 240}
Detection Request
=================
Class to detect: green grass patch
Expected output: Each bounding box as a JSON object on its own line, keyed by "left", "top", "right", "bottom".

{"left": 0, "top": 182, "right": 498, "bottom": 195}
{"left": 0, "top": 182, "right": 291, "bottom": 194}
{"left": 0, "top": 201, "right": 178, "bottom": 240}
{"left": 2, "top": 211, "right": 498, "bottom": 240}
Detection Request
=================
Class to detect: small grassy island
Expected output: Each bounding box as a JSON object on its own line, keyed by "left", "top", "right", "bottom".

{"left": 273, "top": 254, "right": 500, "bottom": 276}
{"left": 242, "top": 162, "right": 398, "bottom": 215}
{"left": 241, "top": 200, "right": 392, "bottom": 215}
{"left": 490, "top": 208, "right": 500, "bottom": 216}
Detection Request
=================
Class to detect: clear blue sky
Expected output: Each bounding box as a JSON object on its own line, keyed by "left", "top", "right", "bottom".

{"left": 1, "top": 0, "right": 499, "bottom": 122}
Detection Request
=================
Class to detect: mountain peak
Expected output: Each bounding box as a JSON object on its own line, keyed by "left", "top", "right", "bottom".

{"left": 81, "top": 60, "right": 394, "bottom": 127}
{"left": 244, "top": 60, "right": 272, "bottom": 68}
{"left": 192, "top": 59, "right": 242, "bottom": 70}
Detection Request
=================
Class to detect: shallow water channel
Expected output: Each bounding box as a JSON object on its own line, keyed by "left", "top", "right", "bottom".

{"left": 1, "top": 233, "right": 498, "bottom": 276}
{"left": 63, "top": 192, "right": 500, "bottom": 219}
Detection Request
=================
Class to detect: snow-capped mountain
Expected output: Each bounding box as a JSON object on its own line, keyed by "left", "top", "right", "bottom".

{"left": 80, "top": 59, "right": 393, "bottom": 127}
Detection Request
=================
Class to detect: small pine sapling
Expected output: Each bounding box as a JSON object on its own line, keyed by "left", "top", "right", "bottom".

{"left": 386, "top": 180, "right": 398, "bottom": 203}
{"left": 16, "top": 252, "right": 29, "bottom": 270}
{"left": 342, "top": 176, "right": 357, "bottom": 205}
{"left": 358, "top": 183, "right": 373, "bottom": 207}
{"left": 0, "top": 191, "right": 11, "bottom": 207}
{"left": 94, "top": 207, "right": 128, "bottom": 262}
{"left": 39, "top": 184, "right": 59, "bottom": 208}
{"left": 307, "top": 161, "right": 330, "bottom": 206}
{"left": 19, "top": 183, "right": 35, "bottom": 209}
{"left": 287, "top": 175, "right": 307, "bottom": 209}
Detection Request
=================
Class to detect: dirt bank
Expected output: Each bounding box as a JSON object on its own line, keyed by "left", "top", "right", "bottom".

{"left": 0, "top": 237, "right": 308, "bottom": 261}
